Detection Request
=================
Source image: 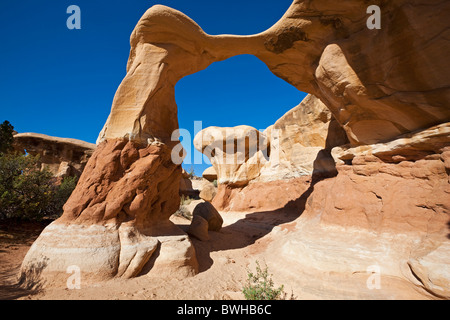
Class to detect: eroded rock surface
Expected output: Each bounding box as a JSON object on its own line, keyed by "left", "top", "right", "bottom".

{"left": 20, "top": 1, "right": 450, "bottom": 294}
{"left": 20, "top": 140, "right": 198, "bottom": 286}
{"left": 265, "top": 150, "right": 450, "bottom": 299}
{"left": 194, "top": 126, "right": 269, "bottom": 187}
{"left": 259, "top": 94, "right": 348, "bottom": 182}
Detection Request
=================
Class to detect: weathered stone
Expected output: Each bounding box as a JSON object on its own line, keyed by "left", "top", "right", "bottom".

{"left": 20, "top": 140, "right": 198, "bottom": 286}
{"left": 202, "top": 166, "right": 217, "bottom": 182}
{"left": 13, "top": 132, "right": 96, "bottom": 178}
{"left": 21, "top": 1, "right": 450, "bottom": 292}
{"left": 194, "top": 126, "right": 269, "bottom": 187}
{"left": 332, "top": 123, "right": 450, "bottom": 164}
{"left": 199, "top": 183, "right": 217, "bottom": 203}
{"left": 263, "top": 154, "right": 450, "bottom": 299}
{"left": 187, "top": 215, "right": 210, "bottom": 242}
{"left": 192, "top": 202, "right": 223, "bottom": 232}
{"left": 258, "top": 94, "right": 348, "bottom": 182}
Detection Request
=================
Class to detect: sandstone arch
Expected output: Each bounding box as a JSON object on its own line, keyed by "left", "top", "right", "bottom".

{"left": 20, "top": 1, "right": 450, "bottom": 287}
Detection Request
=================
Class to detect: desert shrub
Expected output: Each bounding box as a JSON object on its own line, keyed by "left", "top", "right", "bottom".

{"left": 47, "top": 176, "right": 78, "bottom": 217}
{"left": 180, "top": 195, "right": 194, "bottom": 206}
{"left": 0, "top": 153, "right": 77, "bottom": 221}
{"left": 173, "top": 195, "right": 194, "bottom": 220}
{"left": 0, "top": 153, "right": 53, "bottom": 220}
{"left": 173, "top": 205, "right": 192, "bottom": 221}
{"left": 0, "top": 121, "right": 77, "bottom": 221}
{"left": 242, "top": 261, "right": 288, "bottom": 300}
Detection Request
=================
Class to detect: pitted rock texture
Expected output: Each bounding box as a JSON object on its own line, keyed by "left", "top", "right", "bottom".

{"left": 20, "top": 139, "right": 198, "bottom": 286}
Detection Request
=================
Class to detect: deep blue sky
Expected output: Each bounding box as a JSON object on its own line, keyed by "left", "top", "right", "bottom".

{"left": 0, "top": 0, "right": 306, "bottom": 175}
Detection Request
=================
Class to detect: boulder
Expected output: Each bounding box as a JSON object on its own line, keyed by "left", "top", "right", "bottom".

{"left": 199, "top": 183, "right": 217, "bottom": 202}
{"left": 187, "top": 215, "right": 210, "bottom": 242}
{"left": 184, "top": 200, "right": 205, "bottom": 216}
{"left": 192, "top": 202, "right": 223, "bottom": 232}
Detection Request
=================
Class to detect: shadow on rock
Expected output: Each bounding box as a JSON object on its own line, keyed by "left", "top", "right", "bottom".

{"left": 189, "top": 168, "right": 337, "bottom": 274}
{"left": 447, "top": 221, "right": 450, "bottom": 240}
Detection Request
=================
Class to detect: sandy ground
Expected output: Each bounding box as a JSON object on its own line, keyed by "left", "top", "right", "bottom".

{"left": 0, "top": 209, "right": 299, "bottom": 300}
{"left": 0, "top": 220, "right": 50, "bottom": 300}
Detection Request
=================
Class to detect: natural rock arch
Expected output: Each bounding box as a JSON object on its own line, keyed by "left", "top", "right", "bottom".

{"left": 20, "top": 1, "right": 450, "bottom": 286}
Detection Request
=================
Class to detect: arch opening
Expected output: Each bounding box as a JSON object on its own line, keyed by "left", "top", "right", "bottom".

{"left": 175, "top": 54, "right": 308, "bottom": 175}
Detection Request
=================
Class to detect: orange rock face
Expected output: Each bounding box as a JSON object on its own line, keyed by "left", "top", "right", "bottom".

{"left": 60, "top": 140, "right": 181, "bottom": 226}
{"left": 20, "top": 140, "right": 198, "bottom": 286}
{"left": 213, "top": 177, "right": 313, "bottom": 213}
{"left": 269, "top": 153, "right": 450, "bottom": 299}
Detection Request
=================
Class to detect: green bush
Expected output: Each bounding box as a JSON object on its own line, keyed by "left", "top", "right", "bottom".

{"left": 0, "top": 120, "right": 77, "bottom": 221}
{"left": 0, "top": 153, "right": 77, "bottom": 221}
{"left": 242, "top": 261, "right": 287, "bottom": 300}
{"left": 47, "top": 175, "right": 78, "bottom": 216}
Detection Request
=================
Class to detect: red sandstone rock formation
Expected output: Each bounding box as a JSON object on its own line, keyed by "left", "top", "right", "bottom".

{"left": 20, "top": 1, "right": 450, "bottom": 296}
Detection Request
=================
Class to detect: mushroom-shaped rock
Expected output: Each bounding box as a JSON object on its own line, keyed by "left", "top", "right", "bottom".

{"left": 258, "top": 94, "right": 349, "bottom": 181}
{"left": 194, "top": 126, "right": 269, "bottom": 187}
{"left": 202, "top": 166, "right": 217, "bottom": 182}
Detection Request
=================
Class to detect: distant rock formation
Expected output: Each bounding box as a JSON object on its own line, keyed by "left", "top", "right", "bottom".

{"left": 13, "top": 133, "right": 96, "bottom": 178}
{"left": 179, "top": 169, "right": 199, "bottom": 199}
{"left": 194, "top": 125, "right": 269, "bottom": 187}
{"left": 20, "top": 0, "right": 450, "bottom": 298}
{"left": 259, "top": 94, "right": 349, "bottom": 181}
{"left": 202, "top": 167, "right": 217, "bottom": 182}
{"left": 194, "top": 94, "right": 349, "bottom": 191}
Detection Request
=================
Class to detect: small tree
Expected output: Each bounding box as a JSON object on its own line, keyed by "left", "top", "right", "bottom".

{"left": 0, "top": 120, "right": 15, "bottom": 154}
{"left": 47, "top": 176, "right": 78, "bottom": 217}
{"left": 0, "top": 121, "right": 77, "bottom": 221}
{"left": 242, "top": 261, "right": 287, "bottom": 300}
{"left": 0, "top": 153, "right": 54, "bottom": 220}
{"left": 0, "top": 153, "right": 77, "bottom": 221}
{"left": 188, "top": 166, "right": 196, "bottom": 179}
